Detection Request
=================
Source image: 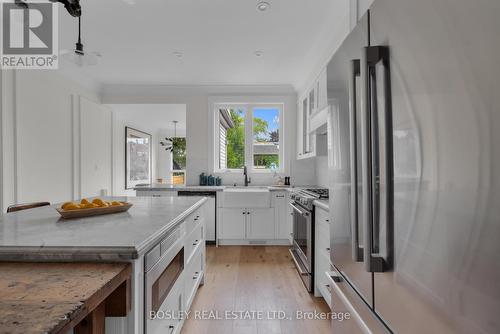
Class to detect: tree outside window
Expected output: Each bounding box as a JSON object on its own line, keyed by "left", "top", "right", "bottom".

{"left": 172, "top": 137, "right": 186, "bottom": 185}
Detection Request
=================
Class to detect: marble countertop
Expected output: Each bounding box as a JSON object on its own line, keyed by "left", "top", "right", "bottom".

{"left": 135, "top": 184, "right": 295, "bottom": 192}
{"left": 313, "top": 199, "right": 330, "bottom": 211}
{"left": 0, "top": 196, "right": 207, "bottom": 261}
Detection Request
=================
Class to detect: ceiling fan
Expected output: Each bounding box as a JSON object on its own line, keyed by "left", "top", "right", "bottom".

{"left": 160, "top": 121, "right": 179, "bottom": 152}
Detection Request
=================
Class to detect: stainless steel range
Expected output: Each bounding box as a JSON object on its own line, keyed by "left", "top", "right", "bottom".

{"left": 289, "top": 188, "right": 329, "bottom": 292}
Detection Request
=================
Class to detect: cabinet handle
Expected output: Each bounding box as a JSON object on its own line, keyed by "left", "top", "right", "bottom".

{"left": 326, "top": 247, "right": 331, "bottom": 252}
{"left": 326, "top": 219, "right": 329, "bottom": 222}
{"left": 276, "top": 195, "right": 285, "bottom": 198}
{"left": 243, "top": 212, "right": 246, "bottom": 215}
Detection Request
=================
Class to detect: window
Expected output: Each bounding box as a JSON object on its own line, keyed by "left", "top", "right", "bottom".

{"left": 253, "top": 108, "right": 280, "bottom": 170}
{"left": 171, "top": 137, "right": 186, "bottom": 185}
{"left": 214, "top": 104, "right": 283, "bottom": 172}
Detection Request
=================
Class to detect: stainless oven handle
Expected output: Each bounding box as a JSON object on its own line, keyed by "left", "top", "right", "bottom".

{"left": 289, "top": 202, "right": 309, "bottom": 216}
{"left": 289, "top": 249, "right": 308, "bottom": 276}
{"left": 325, "top": 271, "right": 372, "bottom": 334}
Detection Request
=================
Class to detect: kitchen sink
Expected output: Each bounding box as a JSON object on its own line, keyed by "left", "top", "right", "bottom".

{"left": 224, "top": 186, "right": 269, "bottom": 191}
{"left": 222, "top": 187, "right": 270, "bottom": 207}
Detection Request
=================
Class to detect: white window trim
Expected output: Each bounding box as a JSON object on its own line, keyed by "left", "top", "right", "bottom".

{"left": 208, "top": 97, "right": 285, "bottom": 174}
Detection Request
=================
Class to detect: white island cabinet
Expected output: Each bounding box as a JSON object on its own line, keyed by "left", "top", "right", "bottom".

{"left": 219, "top": 190, "right": 291, "bottom": 245}
{"left": 0, "top": 196, "right": 209, "bottom": 334}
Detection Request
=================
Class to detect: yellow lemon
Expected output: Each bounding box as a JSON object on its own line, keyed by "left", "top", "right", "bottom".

{"left": 80, "top": 198, "right": 91, "bottom": 205}
{"left": 92, "top": 198, "right": 107, "bottom": 207}
{"left": 61, "top": 202, "right": 75, "bottom": 210}
{"left": 64, "top": 204, "right": 81, "bottom": 211}
{"left": 111, "top": 201, "right": 123, "bottom": 207}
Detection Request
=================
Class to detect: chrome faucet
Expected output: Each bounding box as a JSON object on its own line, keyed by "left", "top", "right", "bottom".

{"left": 243, "top": 166, "right": 251, "bottom": 186}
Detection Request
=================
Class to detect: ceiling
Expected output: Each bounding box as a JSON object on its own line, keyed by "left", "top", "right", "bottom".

{"left": 110, "top": 104, "right": 187, "bottom": 134}
{"left": 58, "top": 0, "right": 349, "bottom": 87}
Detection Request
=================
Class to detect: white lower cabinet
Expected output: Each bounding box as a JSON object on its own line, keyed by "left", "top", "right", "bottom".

{"left": 219, "top": 190, "right": 291, "bottom": 245}
{"left": 184, "top": 243, "right": 204, "bottom": 310}
{"left": 246, "top": 208, "right": 274, "bottom": 239}
{"left": 272, "top": 191, "right": 292, "bottom": 241}
{"left": 221, "top": 208, "right": 274, "bottom": 240}
{"left": 314, "top": 206, "right": 331, "bottom": 304}
{"left": 220, "top": 208, "right": 247, "bottom": 239}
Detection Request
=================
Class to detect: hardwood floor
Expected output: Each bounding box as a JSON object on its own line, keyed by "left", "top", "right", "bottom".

{"left": 181, "top": 246, "right": 331, "bottom": 334}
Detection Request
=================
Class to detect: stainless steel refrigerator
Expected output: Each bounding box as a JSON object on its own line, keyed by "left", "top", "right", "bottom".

{"left": 326, "top": 0, "right": 500, "bottom": 333}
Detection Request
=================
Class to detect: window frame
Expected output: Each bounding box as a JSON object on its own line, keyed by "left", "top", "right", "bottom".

{"left": 211, "top": 102, "right": 284, "bottom": 174}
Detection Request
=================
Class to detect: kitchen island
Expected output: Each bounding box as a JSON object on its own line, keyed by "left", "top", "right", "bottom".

{"left": 0, "top": 196, "right": 209, "bottom": 334}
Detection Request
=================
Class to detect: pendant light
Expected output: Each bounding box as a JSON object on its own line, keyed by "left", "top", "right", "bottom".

{"left": 160, "top": 121, "right": 179, "bottom": 152}
{"left": 61, "top": 15, "right": 101, "bottom": 66}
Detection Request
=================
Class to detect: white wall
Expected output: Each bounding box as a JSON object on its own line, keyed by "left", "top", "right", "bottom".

{"left": 0, "top": 69, "right": 108, "bottom": 208}
{"left": 102, "top": 85, "right": 317, "bottom": 187}
{"left": 315, "top": 156, "right": 329, "bottom": 187}
{"left": 79, "top": 97, "right": 112, "bottom": 198}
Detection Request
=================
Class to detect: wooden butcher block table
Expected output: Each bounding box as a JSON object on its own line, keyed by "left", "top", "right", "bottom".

{"left": 0, "top": 262, "right": 131, "bottom": 334}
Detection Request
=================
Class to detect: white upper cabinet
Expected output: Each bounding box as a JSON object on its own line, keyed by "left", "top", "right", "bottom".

{"left": 297, "top": 67, "right": 328, "bottom": 160}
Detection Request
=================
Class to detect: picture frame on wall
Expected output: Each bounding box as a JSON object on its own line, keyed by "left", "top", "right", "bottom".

{"left": 125, "top": 127, "right": 152, "bottom": 189}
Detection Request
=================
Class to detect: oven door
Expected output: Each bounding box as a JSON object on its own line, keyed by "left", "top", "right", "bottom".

{"left": 290, "top": 200, "right": 313, "bottom": 292}
{"left": 291, "top": 201, "right": 312, "bottom": 270}
{"left": 145, "top": 238, "right": 184, "bottom": 334}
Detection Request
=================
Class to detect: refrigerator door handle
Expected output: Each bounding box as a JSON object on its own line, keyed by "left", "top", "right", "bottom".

{"left": 361, "top": 45, "right": 394, "bottom": 273}
{"left": 349, "top": 59, "right": 364, "bottom": 262}
{"left": 325, "top": 271, "right": 373, "bottom": 334}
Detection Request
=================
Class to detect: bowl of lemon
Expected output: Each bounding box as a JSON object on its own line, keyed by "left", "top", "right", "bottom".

{"left": 56, "top": 198, "right": 133, "bottom": 219}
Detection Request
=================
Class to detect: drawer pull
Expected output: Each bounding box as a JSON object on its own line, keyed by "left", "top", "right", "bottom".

{"left": 326, "top": 247, "right": 331, "bottom": 252}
